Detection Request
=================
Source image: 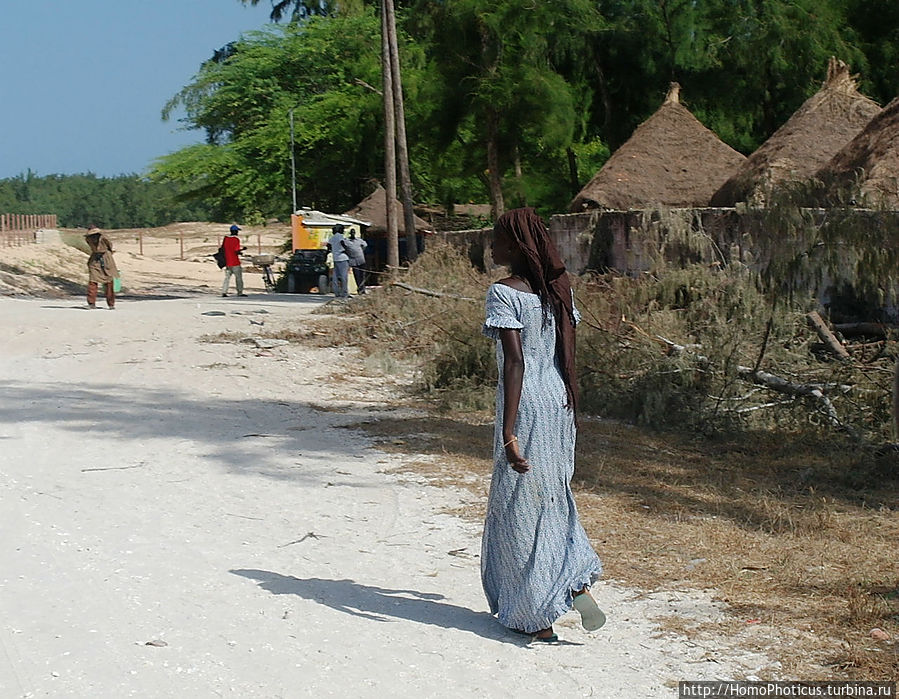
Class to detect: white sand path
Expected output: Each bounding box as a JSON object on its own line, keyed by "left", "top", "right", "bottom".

{"left": 0, "top": 293, "right": 776, "bottom": 698}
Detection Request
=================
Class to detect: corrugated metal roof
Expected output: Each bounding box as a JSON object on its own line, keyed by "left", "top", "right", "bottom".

{"left": 294, "top": 209, "right": 371, "bottom": 227}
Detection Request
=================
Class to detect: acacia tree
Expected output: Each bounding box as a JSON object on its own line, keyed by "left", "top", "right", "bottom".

{"left": 210, "top": 0, "right": 899, "bottom": 217}
{"left": 237, "top": 0, "right": 416, "bottom": 262}
{"left": 237, "top": 0, "right": 343, "bottom": 22}
{"left": 408, "top": 0, "right": 601, "bottom": 218}
{"left": 593, "top": 0, "right": 867, "bottom": 153}
{"left": 153, "top": 13, "right": 390, "bottom": 220}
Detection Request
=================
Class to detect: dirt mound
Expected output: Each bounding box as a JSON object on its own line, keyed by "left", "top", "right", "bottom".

{"left": 1, "top": 222, "right": 291, "bottom": 298}
{"left": 0, "top": 241, "right": 88, "bottom": 296}
{"left": 711, "top": 58, "right": 881, "bottom": 206}
{"left": 570, "top": 83, "right": 745, "bottom": 212}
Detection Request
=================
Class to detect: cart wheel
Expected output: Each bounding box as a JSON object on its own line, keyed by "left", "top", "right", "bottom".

{"left": 287, "top": 273, "right": 296, "bottom": 293}
{"left": 318, "top": 274, "right": 330, "bottom": 295}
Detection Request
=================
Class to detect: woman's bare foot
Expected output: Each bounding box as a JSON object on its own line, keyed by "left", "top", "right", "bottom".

{"left": 534, "top": 626, "right": 554, "bottom": 639}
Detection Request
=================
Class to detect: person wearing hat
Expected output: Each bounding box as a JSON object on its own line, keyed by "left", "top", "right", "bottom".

{"left": 84, "top": 224, "right": 118, "bottom": 309}
{"left": 327, "top": 224, "right": 350, "bottom": 298}
{"left": 221, "top": 224, "right": 247, "bottom": 297}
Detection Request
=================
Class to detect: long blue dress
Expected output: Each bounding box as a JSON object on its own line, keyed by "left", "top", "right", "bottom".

{"left": 481, "top": 282, "right": 602, "bottom": 633}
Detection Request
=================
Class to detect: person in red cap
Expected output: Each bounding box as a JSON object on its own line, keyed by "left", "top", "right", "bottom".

{"left": 221, "top": 224, "right": 247, "bottom": 297}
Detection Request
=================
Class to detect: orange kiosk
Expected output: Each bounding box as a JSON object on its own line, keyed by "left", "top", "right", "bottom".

{"left": 286, "top": 209, "right": 369, "bottom": 293}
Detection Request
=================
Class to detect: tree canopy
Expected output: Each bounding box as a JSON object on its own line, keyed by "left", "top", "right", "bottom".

{"left": 153, "top": 10, "right": 396, "bottom": 221}
{"left": 146, "top": 0, "right": 898, "bottom": 221}
{"left": 0, "top": 172, "right": 209, "bottom": 228}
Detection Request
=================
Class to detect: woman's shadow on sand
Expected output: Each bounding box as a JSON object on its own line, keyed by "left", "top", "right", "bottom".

{"left": 230, "top": 569, "right": 576, "bottom": 646}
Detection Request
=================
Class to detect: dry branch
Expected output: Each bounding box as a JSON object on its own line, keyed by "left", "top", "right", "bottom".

{"left": 894, "top": 358, "right": 899, "bottom": 440}
{"left": 806, "top": 311, "right": 851, "bottom": 360}
{"left": 656, "top": 334, "right": 858, "bottom": 437}
{"left": 833, "top": 322, "right": 899, "bottom": 338}
{"left": 390, "top": 281, "right": 477, "bottom": 302}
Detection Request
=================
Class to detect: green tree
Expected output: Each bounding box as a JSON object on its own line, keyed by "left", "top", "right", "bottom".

{"left": 591, "top": 0, "right": 866, "bottom": 154}
{"left": 0, "top": 172, "right": 210, "bottom": 227}
{"left": 407, "top": 0, "right": 602, "bottom": 216}
{"left": 844, "top": 0, "right": 899, "bottom": 104}
{"left": 153, "top": 11, "right": 399, "bottom": 219}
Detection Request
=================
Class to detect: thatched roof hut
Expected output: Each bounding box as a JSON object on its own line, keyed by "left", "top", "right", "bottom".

{"left": 710, "top": 58, "right": 881, "bottom": 207}
{"left": 815, "top": 94, "right": 899, "bottom": 208}
{"left": 343, "top": 184, "right": 431, "bottom": 234}
{"left": 569, "top": 83, "right": 745, "bottom": 212}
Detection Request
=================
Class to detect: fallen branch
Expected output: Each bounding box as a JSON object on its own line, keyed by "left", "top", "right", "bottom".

{"left": 833, "top": 322, "right": 899, "bottom": 338}
{"left": 806, "top": 311, "right": 851, "bottom": 361}
{"left": 278, "top": 532, "right": 323, "bottom": 548}
{"left": 657, "top": 334, "right": 858, "bottom": 437}
{"left": 82, "top": 463, "right": 145, "bottom": 473}
{"left": 390, "top": 281, "right": 477, "bottom": 301}
{"left": 894, "top": 357, "right": 899, "bottom": 440}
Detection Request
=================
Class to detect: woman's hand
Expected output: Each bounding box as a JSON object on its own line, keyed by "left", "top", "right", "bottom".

{"left": 505, "top": 440, "right": 530, "bottom": 473}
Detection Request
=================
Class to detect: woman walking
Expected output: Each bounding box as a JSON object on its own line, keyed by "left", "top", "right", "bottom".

{"left": 84, "top": 225, "right": 118, "bottom": 309}
{"left": 481, "top": 208, "right": 604, "bottom": 642}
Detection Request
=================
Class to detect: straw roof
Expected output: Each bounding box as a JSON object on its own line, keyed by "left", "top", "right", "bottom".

{"left": 710, "top": 58, "right": 881, "bottom": 207}
{"left": 815, "top": 94, "right": 899, "bottom": 208}
{"left": 569, "top": 83, "right": 745, "bottom": 212}
{"left": 343, "top": 184, "right": 431, "bottom": 234}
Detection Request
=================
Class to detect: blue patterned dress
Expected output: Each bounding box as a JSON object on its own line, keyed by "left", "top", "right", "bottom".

{"left": 481, "top": 282, "right": 602, "bottom": 633}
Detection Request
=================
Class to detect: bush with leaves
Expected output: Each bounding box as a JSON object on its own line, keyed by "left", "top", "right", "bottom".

{"left": 317, "top": 227, "right": 896, "bottom": 444}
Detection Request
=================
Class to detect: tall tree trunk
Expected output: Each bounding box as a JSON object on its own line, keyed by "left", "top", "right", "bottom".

{"left": 513, "top": 143, "right": 526, "bottom": 207}
{"left": 566, "top": 146, "right": 579, "bottom": 197}
{"left": 479, "top": 18, "right": 504, "bottom": 220}
{"left": 594, "top": 57, "right": 612, "bottom": 137}
{"left": 486, "top": 109, "right": 504, "bottom": 220}
{"left": 381, "top": 0, "right": 399, "bottom": 269}
{"left": 384, "top": 0, "right": 417, "bottom": 261}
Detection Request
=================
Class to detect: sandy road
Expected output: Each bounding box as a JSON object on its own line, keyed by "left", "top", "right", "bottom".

{"left": 0, "top": 293, "right": 774, "bottom": 698}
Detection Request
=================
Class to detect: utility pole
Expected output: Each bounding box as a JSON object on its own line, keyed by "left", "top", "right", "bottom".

{"left": 381, "top": 0, "right": 399, "bottom": 269}
{"left": 384, "top": 0, "right": 417, "bottom": 261}
{"left": 289, "top": 108, "right": 298, "bottom": 213}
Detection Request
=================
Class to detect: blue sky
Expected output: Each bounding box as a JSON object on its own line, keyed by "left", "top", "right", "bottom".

{"left": 0, "top": 1, "right": 275, "bottom": 179}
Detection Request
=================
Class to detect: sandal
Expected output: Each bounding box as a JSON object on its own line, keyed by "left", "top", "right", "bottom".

{"left": 510, "top": 628, "right": 559, "bottom": 643}
{"left": 572, "top": 591, "right": 606, "bottom": 631}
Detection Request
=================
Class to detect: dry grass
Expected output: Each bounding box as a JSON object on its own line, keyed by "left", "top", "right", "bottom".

{"left": 357, "top": 410, "right": 898, "bottom": 679}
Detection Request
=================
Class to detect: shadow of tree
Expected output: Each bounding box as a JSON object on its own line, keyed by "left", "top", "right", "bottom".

{"left": 356, "top": 413, "right": 898, "bottom": 532}
{"left": 0, "top": 379, "right": 375, "bottom": 484}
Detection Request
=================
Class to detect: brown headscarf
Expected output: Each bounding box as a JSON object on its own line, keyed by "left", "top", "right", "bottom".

{"left": 494, "top": 208, "right": 578, "bottom": 414}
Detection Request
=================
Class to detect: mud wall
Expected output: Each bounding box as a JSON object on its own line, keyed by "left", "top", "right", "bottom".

{"left": 549, "top": 208, "right": 768, "bottom": 274}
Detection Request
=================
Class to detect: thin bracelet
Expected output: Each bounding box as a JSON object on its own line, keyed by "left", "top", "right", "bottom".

{"left": 502, "top": 436, "right": 518, "bottom": 448}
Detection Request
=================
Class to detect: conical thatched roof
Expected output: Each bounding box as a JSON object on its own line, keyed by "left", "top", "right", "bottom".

{"left": 815, "top": 94, "right": 899, "bottom": 208}
{"left": 343, "top": 184, "right": 431, "bottom": 234}
{"left": 710, "top": 58, "right": 881, "bottom": 207}
{"left": 569, "top": 83, "right": 745, "bottom": 212}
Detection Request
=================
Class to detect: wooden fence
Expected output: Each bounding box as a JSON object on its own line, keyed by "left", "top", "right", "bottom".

{"left": 0, "top": 213, "right": 58, "bottom": 246}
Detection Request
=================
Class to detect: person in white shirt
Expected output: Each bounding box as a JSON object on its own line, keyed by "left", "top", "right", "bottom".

{"left": 343, "top": 229, "right": 368, "bottom": 294}
{"left": 327, "top": 224, "right": 350, "bottom": 298}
